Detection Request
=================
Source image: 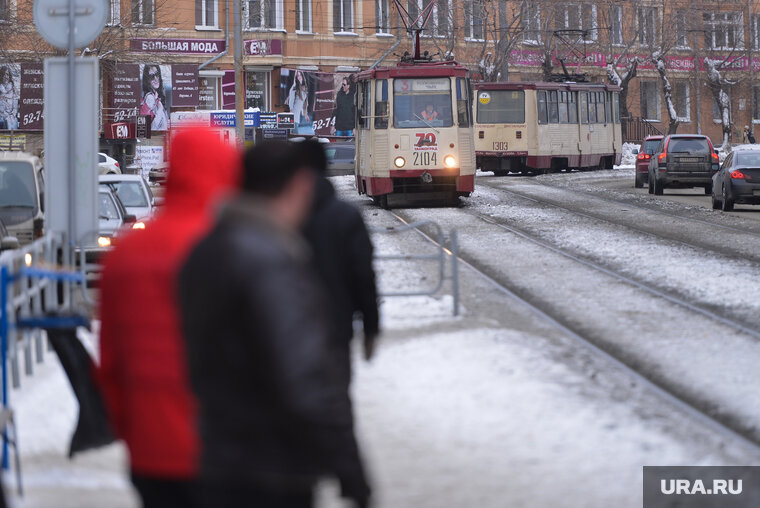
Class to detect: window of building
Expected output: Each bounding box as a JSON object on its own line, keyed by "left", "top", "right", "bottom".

{"left": 132, "top": 0, "right": 154, "bottom": 25}
{"left": 675, "top": 10, "right": 689, "bottom": 48}
{"left": 244, "top": 0, "right": 282, "bottom": 30}
{"left": 436, "top": 0, "right": 450, "bottom": 36}
{"left": 555, "top": 3, "right": 597, "bottom": 41}
{"left": 375, "top": 0, "right": 390, "bottom": 33}
{"left": 333, "top": 0, "right": 354, "bottom": 32}
{"left": 464, "top": 0, "right": 484, "bottom": 40}
{"left": 406, "top": 0, "right": 448, "bottom": 36}
{"left": 673, "top": 81, "right": 690, "bottom": 122}
{"left": 198, "top": 75, "right": 220, "bottom": 110}
{"left": 295, "top": 0, "right": 311, "bottom": 32}
{"left": 522, "top": 2, "right": 541, "bottom": 44}
{"left": 637, "top": 7, "right": 656, "bottom": 46}
{"left": 610, "top": 5, "right": 622, "bottom": 45}
{"left": 0, "top": 0, "right": 7, "bottom": 22}
{"left": 703, "top": 12, "right": 743, "bottom": 50}
{"left": 196, "top": 0, "right": 217, "bottom": 28}
{"left": 753, "top": 15, "right": 760, "bottom": 50}
{"left": 107, "top": 0, "right": 121, "bottom": 25}
{"left": 640, "top": 81, "right": 660, "bottom": 121}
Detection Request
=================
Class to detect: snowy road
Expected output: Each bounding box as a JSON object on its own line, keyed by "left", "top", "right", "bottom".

{"left": 8, "top": 169, "right": 760, "bottom": 508}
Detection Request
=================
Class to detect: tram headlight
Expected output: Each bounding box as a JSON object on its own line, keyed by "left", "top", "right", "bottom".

{"left": 394, "top": 156, "right": 406, "bottom": 168}
{"left": 444, "top": 155, "right": 457, "bottom": 168}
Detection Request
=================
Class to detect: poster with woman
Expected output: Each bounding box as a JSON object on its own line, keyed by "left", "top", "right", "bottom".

{"left": 282, "top": 69, "right": 315, "bottom": 135}
{"left": 139, "top": 64, "right": 172, "bottom": 131}
{"left": 0, "top": 64, "right": 20, "bottom": 130}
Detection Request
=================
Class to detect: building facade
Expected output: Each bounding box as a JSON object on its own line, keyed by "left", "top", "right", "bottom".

{"left": 1, "top": 0, "right": 759, "bottom": 167}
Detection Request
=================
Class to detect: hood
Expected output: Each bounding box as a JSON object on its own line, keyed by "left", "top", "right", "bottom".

{"left": 163, "top": 126, "right": 241, "bottom": 209}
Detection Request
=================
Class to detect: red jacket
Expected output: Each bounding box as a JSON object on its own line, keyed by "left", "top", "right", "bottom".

{"left": 96, "top": 127, "right": 240, "bottom": 477}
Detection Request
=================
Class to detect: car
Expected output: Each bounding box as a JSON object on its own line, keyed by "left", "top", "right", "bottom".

{"left": 99, "top": 174, "right": 155, "bottom": 224}
{"left": 648, "top": 134, "right": 719, "bottom": 195}
{"left": 148, "top": 161, "right": 169, "bottom": 185}
{"left": 324, "top": 141, "right": 355, "bottom": 176}
{"left": 0, "top": 151, "right": 45, "bottom": 245}
{"left": 632, "top": 135, "right": 663, "bottom": 188}
{"left": 711, "top": 145, "right": 760, "bottom": 211}
{"left": 98, "top": 152, "right": 121, "bottom": 175}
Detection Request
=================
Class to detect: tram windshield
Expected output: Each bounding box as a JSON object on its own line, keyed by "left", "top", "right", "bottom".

{"left": 476, "top": 90, "right": 525, "bottom": 124}
{"left": 393, "top": 78, "right": 453, "bottom": 128}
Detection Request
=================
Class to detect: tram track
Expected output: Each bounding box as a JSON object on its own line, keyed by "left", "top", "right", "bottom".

{"left": 478, "top": 176, "right": 760, "bottom": 265}
{"left": 383, "top": 206, "right": 760, "bottom": 456}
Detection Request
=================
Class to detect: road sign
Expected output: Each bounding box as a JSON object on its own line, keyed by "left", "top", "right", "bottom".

{"left": 44, "top": 58, "right": 98, "bottom": 247}
{"left": 33, "top": 0, "right": 108, "bottom": 49}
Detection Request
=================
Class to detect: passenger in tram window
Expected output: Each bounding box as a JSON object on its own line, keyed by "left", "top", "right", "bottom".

{"left": 421, "top": 103, "right": 439, "bottom": 121}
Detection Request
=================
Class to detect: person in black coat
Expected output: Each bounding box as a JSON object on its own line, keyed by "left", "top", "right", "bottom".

{"left": 178, "top": 140, "right": 370, "bottom": 508}
{"left": 301, "top": 140, "right": 380, "bottom": 384}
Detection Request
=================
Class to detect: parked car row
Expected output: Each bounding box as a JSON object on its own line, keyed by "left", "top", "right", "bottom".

{"left": 635, "top": 135, "right": 760, "bottom": 213}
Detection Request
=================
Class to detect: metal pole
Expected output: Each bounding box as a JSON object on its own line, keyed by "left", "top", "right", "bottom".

{"left": 66, "top": 0, "right": 76, "bottom": 305}
{"left": 233, "top": 0, "right": 244, "bottom": 145}
{"left": 1, "top": 266, "right": 9, "bottom": 469}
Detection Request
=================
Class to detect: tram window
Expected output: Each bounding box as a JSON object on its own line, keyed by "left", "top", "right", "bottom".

{"left": 456, "top": 78, "right": 472, "bottom": 127}
{"left": 359, "top": 81, "right": 371, "bottom": 130}
{"left": 477, "top": 90, "right": 525, "bottom": 123}
{"left": 580, "top": 92, "right": 588, "bottom": 124}
{"left": 548, "top": 91, "right": 559, "bottom": 123}
{"left": 588, "top": 92, "right": 597, "bottom": 123}
{"left": 537, "top": 91, "right": 548, "bottom": 124}
{"left": 597, "top": 92, "right": 605, "bottom": 124}
{"left": 393, "top": 77, "right": 453, "bottom": 128}
{"left": 375, "top": 79, "right": 388, "bottom": 129}
{"left": 614, "top": 93, "right": 620, "bottom": 123}
{"left": 558, "top": 91, "right": 568, "bottom": 123}
{"left": 568, "top": 92, "right": 578, "bottom": 123}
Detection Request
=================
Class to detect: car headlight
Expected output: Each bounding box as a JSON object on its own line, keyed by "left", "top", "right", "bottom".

{"left": 24, "top": 253, "right": 32, "bottom": 267}
{"left": 132, "top": 221, "right": 146, "bottom": 230}
{"left": 394, "top": 156, "right": 406, "bottom": 168}
{"left": 444, "top": 155, "right": 457, "bottom": 168}
{"left": 97, "top": 236, "right": 112, "bottom": 248}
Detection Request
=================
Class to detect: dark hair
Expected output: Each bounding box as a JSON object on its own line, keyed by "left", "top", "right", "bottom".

{"left": 295, "top": 139, "right": 327, "bottom": 174}
{"left": 242, "top": 140, "right": 321, "bottom": 196}
{"left": 142, "top": 64, "right": 166, "bottom": 105}
{"left": 0, "top": 66, "right": 13, "bottom": 88}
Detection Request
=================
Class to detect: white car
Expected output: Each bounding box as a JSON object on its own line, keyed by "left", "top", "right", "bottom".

{"left": 98, "top": 152, "right": 121, "bottom": 175}
{"left": 98, "top": 174, "right": 155, "bottom": 224}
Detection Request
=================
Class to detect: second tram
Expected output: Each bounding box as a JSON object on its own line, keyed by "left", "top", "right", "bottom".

{"left": 354, "top": 61, "right": 476, "bottom": 207}
{"left": 473, "top": 82, "right": 622, "bottom": 175}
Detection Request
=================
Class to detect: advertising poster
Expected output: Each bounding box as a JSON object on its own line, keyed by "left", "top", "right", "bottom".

{"left": 112, "top": 63, "right": 141, "bottom": 123}
{"left": 135, "top": 145, "right": 164, "bottom": 180}
{"left": 0, "top": 62, "right": 43, "bottom": 131}
{"left": 172, "top": 64, "right": 198, "bottom": 107}
{"left": 139, "top": 64, "right": 172, "bottom": 131}
{"left": 280, "top": 68, "right": 356, "bottom": 136}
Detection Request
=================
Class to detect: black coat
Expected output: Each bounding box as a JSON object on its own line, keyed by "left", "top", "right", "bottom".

{"left": 303, "top": 178, "right": 379, "bottom": 350}
{"left": 178, "top": 196, "right": 369, "bottom": 504}
{"left": 332, "top": 90, "right": 355, "bottom": 131}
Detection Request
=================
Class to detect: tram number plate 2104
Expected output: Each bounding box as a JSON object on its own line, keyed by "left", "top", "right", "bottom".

{"left": 413, "top": 152, "right": 437, "bottom": 166}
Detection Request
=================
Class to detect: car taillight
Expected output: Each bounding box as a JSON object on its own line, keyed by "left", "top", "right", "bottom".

{"left": 115, "top": 161, "right": 120, "bottom": 167}
{"left": 730, "top": 171, "right": 745, "bottom": 179}
{"left": 637, "top": 153, "right": 651, "bottom": 160}
{"left": 711, "top": 153, "right": 719, "bottom": 162}
{"left": 658, "top": 152, "right": 667, "bottom": 162}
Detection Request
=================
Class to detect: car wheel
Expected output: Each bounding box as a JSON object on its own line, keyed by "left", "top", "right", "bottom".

{"left": 654, "top": 177, "right": 664, "bottom": 195}
{"left": 704, "top": 184, "right": 712, "bottom": 195}
{"left": 634, "top": 175, "right": 643, "bottom": 188}
{"left": 721, "top": 184, "right": 734, "bottom": 211}
{"left": 648, "top": 175, "right": 654, "bottom": 194}
{"left": 711, "top": 190, "right": 721, "bottom": 210}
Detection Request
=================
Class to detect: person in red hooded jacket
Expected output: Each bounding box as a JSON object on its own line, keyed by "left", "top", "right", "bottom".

{"left": 96, "top": 126, "right": 240, "bottom": 507}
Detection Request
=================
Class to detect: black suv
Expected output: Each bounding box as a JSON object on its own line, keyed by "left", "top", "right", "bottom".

{"left": 648, "top": 135, "right": 720, "bottom": 195}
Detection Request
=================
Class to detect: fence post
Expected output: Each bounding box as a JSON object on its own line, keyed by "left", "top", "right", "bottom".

{"left": 450, "top": 229, "right": 459, "bottom": 317}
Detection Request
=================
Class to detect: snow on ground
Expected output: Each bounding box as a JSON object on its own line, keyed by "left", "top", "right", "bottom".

{"left": 5, "top": 174, "right": 760, "bottom": 508}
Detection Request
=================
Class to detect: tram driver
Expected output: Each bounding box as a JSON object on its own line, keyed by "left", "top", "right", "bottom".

{"left": 421, "top": 103, "right": 438, "bottom": 121}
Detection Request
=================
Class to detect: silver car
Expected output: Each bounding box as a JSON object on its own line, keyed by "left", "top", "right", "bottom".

{"left": 99, "top": 174, "right": 155, "bottom": 225}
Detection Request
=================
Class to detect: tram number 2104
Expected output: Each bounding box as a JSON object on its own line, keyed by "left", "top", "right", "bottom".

{"left": 413, "top": 152, "right": 437, "bottom": 166}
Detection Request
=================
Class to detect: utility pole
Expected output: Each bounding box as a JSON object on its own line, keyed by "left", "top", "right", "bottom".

{"left": 233, "top": 0, "right": 244, "bottom": 145}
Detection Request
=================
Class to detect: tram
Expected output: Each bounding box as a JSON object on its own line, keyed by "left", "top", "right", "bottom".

{"left": 473, "top": 82, "right": 622, "bottom": 175}
{"left": 354, "top": 61, "right": 476, "bottom": 207}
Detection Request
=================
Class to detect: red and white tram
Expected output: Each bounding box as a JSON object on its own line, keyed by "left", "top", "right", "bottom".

{"left": 473, "top": 82, "right": 622, "bottom": 175}
{"left": 354, "top": 62, "right": 476, "bottom": 208}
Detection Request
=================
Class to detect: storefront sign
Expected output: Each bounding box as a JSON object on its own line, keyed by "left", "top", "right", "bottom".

{"left": 277, "top": 112, "right": 294, "bottom": 129}
{"left": 18, "top": 63, "right": 44, "bottom": 131}
{"left": 259, "top": 111, "right": 277, "bottom": 128}
{"left": 244, "top": 39, "right": 283, "bottom": 56}
{"left": 172, "top": 64, "right": 199, "bottom": 107}
{"left": 209, "top": 111, "right": 260, "bottom": 127}
{"left": 0, "top": 134, "right": 26, "bottom": 150}
{"left": 130, "top": 38, "right": 226, "bottom": 54}
{"left": 261, "top": 128, "right": 288, "bottom": 139}
{"left": 105, "top": 122, "right": 136, "bottom": 139}
{"left": 222, "top": 70, "right": 236, "bottom": 110}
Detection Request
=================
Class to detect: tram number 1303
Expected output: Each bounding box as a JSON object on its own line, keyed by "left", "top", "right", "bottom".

{"left": 413, "top": 152, "right": 437, "bottom": 166}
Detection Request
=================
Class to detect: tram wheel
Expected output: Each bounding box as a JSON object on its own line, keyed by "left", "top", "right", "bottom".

{"left": 374, "top": 194, "right": 389, "bottom": 209}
